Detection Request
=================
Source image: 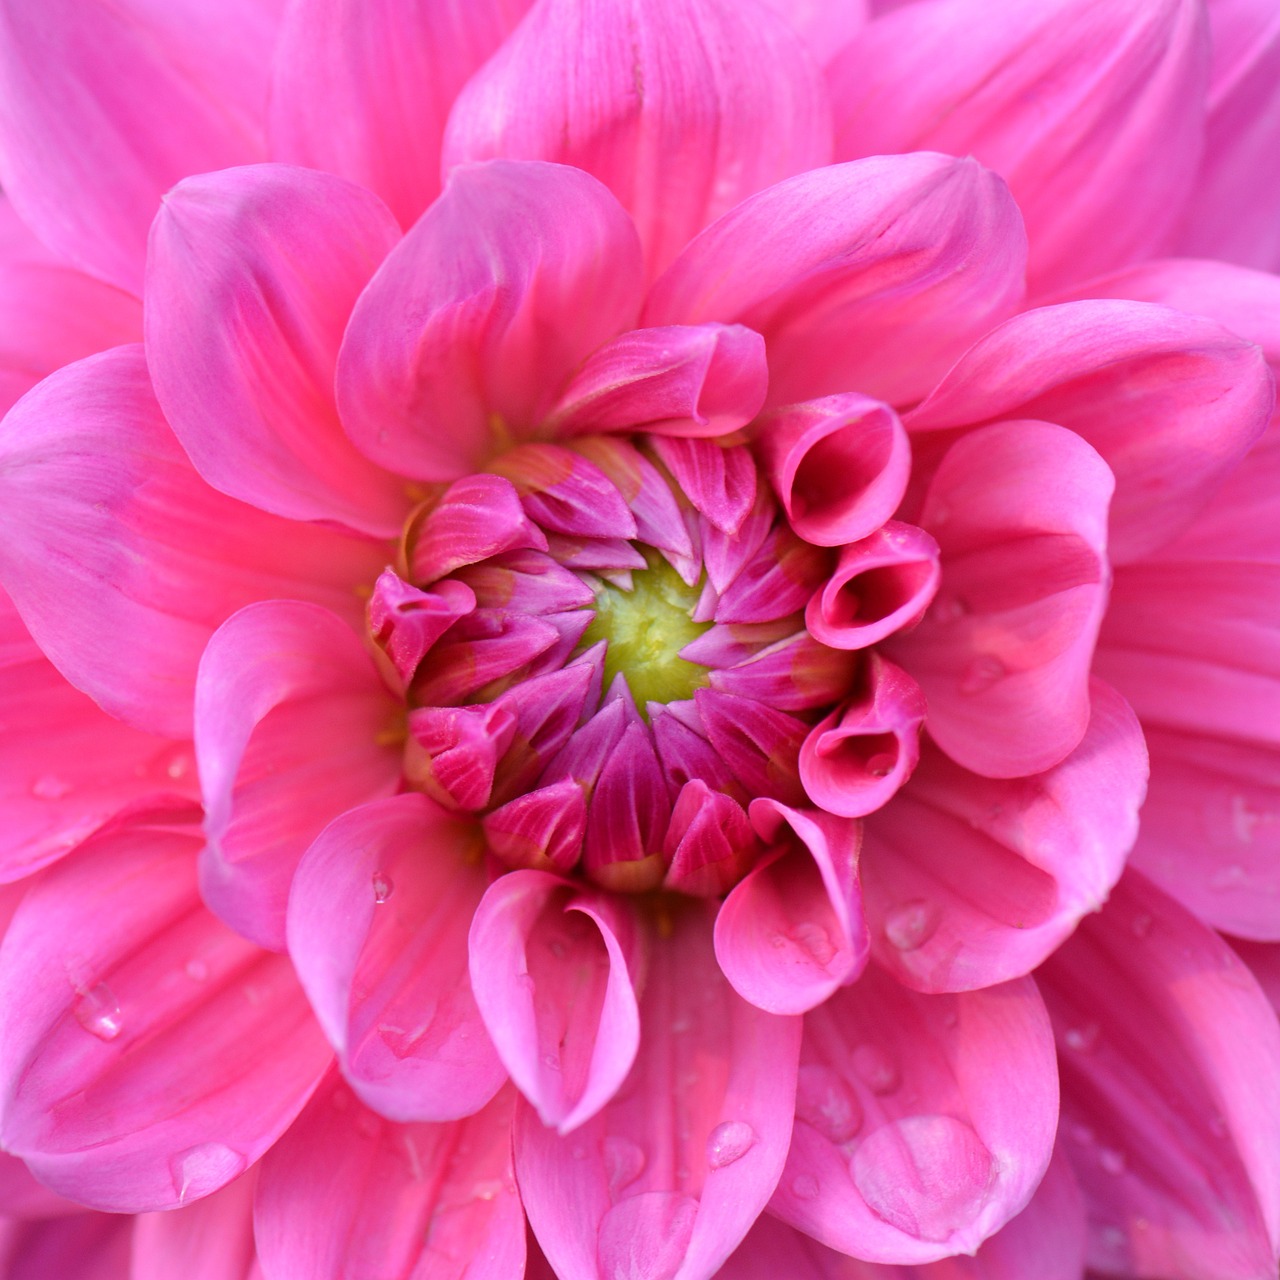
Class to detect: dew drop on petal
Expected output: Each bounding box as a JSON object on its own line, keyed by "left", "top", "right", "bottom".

{"left": 788, "top": 921, "right": 837, "bottom": 966}
{"left": 597, "top": 1191, "right": 698, "bottom": 1280}
{"left": 184, "top": 958, "right": 209, "bottom": 982}
{"left": 169, "top": 1142, "right": 247, "bottom": 1205}
{"left": 958, "top": 655, "right": 1005, "bottom": 695}
{"left": 852, "top": 1043, "right": 900, "bottom": 1095}
{"left": 791, "top": 1174, "right": 820, "bottom": 1200}
{"left": 706, "top": 1120, "right": 756, "bottom": 1169}
{"left": 73, "top": 983, "right": 123, "bottom": 1041}
{"left": 1063, "top": 1022, "right": 1100, "bottom": 1053}
{"left": 1099, "top": 1147, "right": 1126, "bottom": 1176}
{"left": 31, "top": 774, "right": 71, "bottom": 800}
{"left": 796, "top": 1064, "right": 863, "bottom": 1143}
{"left": 603, "top": 1136, "right": 646, "bottom": 1196}
{"left": 372, "top": 872, "right": 394, "bottom": 904}
{"left": 883, "top": 899, "right": 940, "bottom": 952}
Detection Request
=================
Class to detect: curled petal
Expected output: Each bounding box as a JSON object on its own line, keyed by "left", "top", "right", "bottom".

{"left": 484, "top": 780, "right": 589, "bottom": 874}
{"left": 367, "top": 570, "right": 477, "bottom": 688}
{"left": 664, "top": 782, "right": 759, "bottom": 897}
{"left": 406, "top": 702, "right": 517, "bottom": 812}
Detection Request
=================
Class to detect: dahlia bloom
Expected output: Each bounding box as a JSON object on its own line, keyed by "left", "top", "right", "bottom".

{"left": 1, "top": 0, "right": 1279, "bottom": 1278}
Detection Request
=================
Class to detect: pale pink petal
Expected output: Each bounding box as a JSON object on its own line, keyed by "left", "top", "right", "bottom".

{"left": 195, "top": 602, "right": 403, "bottom": 952}
{"left": 469, "top": 871, "right": 640, "bottom": 1132}
{"left": 829, "top": 0, "right": 1208, "bottom": 295}
{"left": 0, "top": 817, "right": 331, "bottom": 1212}
{"left": 905, "top": 301, "right": 1274, "bottom": 564}
{"left": 337, "top": 160, "right": 644, "bottom": 481}
{"left": 0, "top": 346, "right": 384, "bottom": 737}
{"left": 889, "top": 422, "right": 1112, "bottom": 778}
{"left": 771, "top": 967, "right": 1057, "bottom": 1264}
{"left": 442, "top": 0, "right": 831, "bottom": 278}
{"left": 755, "top": 0, "right": 868, "bottom": 67}
{"left": 270, "top": 0, "right": 533, "bottom": 229}
{"left": 146, "top": 164, "right": 409, "bottom": 536}
{"left": 861, "top": 681, "right": 1146, "bottom": 993}
{"left": 517, "top": 901, "right": 801, "bottom": 1280}
{"left": 286, "top": 793, "right": 507, "bottom": 1122}
{"left": 132, "top": 1170, "right": 257, "bottom": 1280}
{"left": 1039, "top": 871, "right": 1280, "bottom": 1279}
{"left": 256, "top": 1075, "right": 524, "bottom": 1280}
{"left": 643, "top": 153, "right": 1027, "bottom": 407}
{"left": 0, "top": 0, "right": 279, "bottom": 292}
{"left": 0, "top": 1213, "right": 133, "bottom": 1280}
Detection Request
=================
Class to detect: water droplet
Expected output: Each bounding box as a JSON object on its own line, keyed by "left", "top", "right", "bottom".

{"left": 1099, "top": 1147, "right": 1126, "bottom": 1176}
{"left": 471, "top": 1179, "right": 504, "bottom": 1201}
{"left": 788, "top": 921, "right": 837, "bottom": 967}
{"left": 1130, "top": 913, "right": 1153, "bottom": 939}
{"left": 542, "top": 1052, "right": 562, "bottom": 1072}
{"left": 1063, "top": 1022, "right": 1100, "bottom": 1054}
{"left": 378, "top": 1021, "right": 429, "bottom": 1059}
{"left": 73, "top": 983, "right": 123, "bottom": 1041}
{"left": 852, "top": 1044, "right": 900, "bottom": 1095}
{"left": 931, "top": 595, "right": 968, "bottom": 624}
{"left": 850, "top": 1115, "right": 994, "bottom": 1243}
{"left": 372, "top": 872, "right": 394, "bottom": 904}
{"left": 865, "top": 753, "right": 896, "bottom": 778}
{"left": 603, "top": 1136, "right": 646, "bottom": 1196}
{"left": 184, "top": 958, "right": 209, "bottom": 982}
{"left": 791, "top": 1174, "right": 820, "bottom": 1200}
{"left": 883, "top": 900, "right": 940, "bottom": 952}
{"left": 169, "top": 1143, "right": 246, "bottom": 1205}
{"left": 796, "top": 1065, "right": 863, "bottom": 1143}
{"left": 959, "top": 655, "right": 1005, "bottom": 696}
{"left": 165, "top": 751, "right": 194, "bottom": 780}
{"left": 706, "top": 1120, "right": 756, "bottom": 1170}
{"left": 32, "top": 774, "right": 71, "bottom": 800}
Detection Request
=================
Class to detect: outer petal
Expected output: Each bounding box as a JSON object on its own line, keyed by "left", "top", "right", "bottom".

{"left": 860, "top": 682, "right": 1147, "bottom": 993}
{"left": 270, "top": 0, "right": 532, "bottom": 229}
{"left": 517, "top": 900, "right": 802, "bottom": 1280}
{"left": 770, "top": 968, "right": 1058, "bottom": 1264}
{"left": 643, "top": 153, "right": 1027, "bottom": 408}
{"left": 337, "top": 160, "right": 644, "bottom": 481}
{"left": 0, "top": 1213, "right": 133, "bottom": 1280}
{"left": 905, "top": 301, "right": 1275, "bottom": 564}
{"left": 286, "top": 794, "right": 507, "bottom": 1122}
{"left": 255, "top": 1075, "right": 524, "bottom": 1280}
{"left": 0, "top": 347, "right": 383, "bottom": 738}
{"left": 442, "top": 0, "right": 832, "bottom": 278}
{"left": 829, "top": 0, "right": 1208, "bottom": 295}
{"left": 1039, "top": 871, "right": 1280, "bottom": 1279}
{"left": 132, "top": 1171, "right": 258, "bottom": 1280}
{"left": 146, "top": 164, "right": 409, "bottom": 536}
{"left": 196, "top": 602, "right": 403, "bottom": 952}
{"left": 0, "top": 0, "right": 277, "bottom": 293}
{"left": 0, "top": 817, "right": 332, "bottom": 1212}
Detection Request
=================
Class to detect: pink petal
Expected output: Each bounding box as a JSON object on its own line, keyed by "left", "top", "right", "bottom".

{"left": 0, "top": 346, "right": 385, "bottom": 737}
{"left": 0, "top": 1213, "right": 133, "bottom": 1280}
{"left": 337, "top": 160, "right": 644, "bottom": 481}
{"left": 256, "top": 1075, "right": 524, "bottom": 1280}
{"left": 905, "top": 301, "right": 1275, "bottom": 565}
{"left": 492, "top": 444, "right": 638, "bottom": 540}
{"left": 861, "top": 680, "right": 1147, "bottom": 993}
{"left": 771, "top": 967, "right": 1057, "bottom": 1263}
{"left": 469, "top": 871, "right": 640, "bottom": 1132}
{"left": 286, "top": 794, "right": 506, "bottom": 1122}
{"left": 651, "top": 436, "right": 758, "bottom": 538}
{"left": 516, "top": 901, "right": 802, "bottom": 1280}
{"left": 367, "top": 570, "right": 477, "bottom": 689}
{"left": 195, "top": 602, "right": 402, "bottom": 951}
{"left": 0, "top": 1153, "right": 82, "bottom": 1220}
{"left": 0, "top": 816, "right": 331, "bottom": 1212}
{"left": 145, "top": 164, "right": 408, "bottom": 536}
{"left": 643, "top": 153, "right": 1027, "bottom": 408}
{"left": 0, "top": 0, "right": 277, "bottom": 293}
{"left": 132, "top": 1170, "right": 257, "bottom": 1280}
{"left": 1039, "top": 870, "right": 1280, "bottom": 1279}
{"left": 441, "top": 0, "right": 832, "bottom": 277}
{"left": 754, "top": 0, "right": 868, "bottom": 68}
{"left": 484, "top": 781, "right": 589, "bottom": 874}
{"left": 663, "top": 783, "right": 760, "bottom": 897}
{"left": 269, "top": 0, "right": 532, "bottom": 230}
{"left": 715, "top": 802, "right": 869, "bottom": 1015}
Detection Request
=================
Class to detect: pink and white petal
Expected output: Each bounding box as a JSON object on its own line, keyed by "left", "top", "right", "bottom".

{"left": 255, "top": 1075, "right": 524, "bottom": 1280}
{"left": 0, "top": 0, "right": 278, "bottom": 293}
{"left": 146, "top": 164, "right": 409, "bottom": 536}
{"left": 905, "top": 302, "right": 1274, "bottom": 564}
{"left": 270, "top": 0, "right": 533, "bottom": 230}
{"left": 442, "top": 0, "right": 831, "bottom": 278}
{"left": 828, "top": 0, "right": 1208, "bottom": 296}
{"left": 861, "top": 681, "right": 1146, "bottom": 993}
{"left": 0, "top": 1213, "right": 133, "bottom": 1280}
{"left": 287, "top": 794, "right": 507, "bottom": 1123}
{"left": 1040, "top": 870, "right": 1280, "bottom": 1280}
{"left": 771, "top": 968, "right": 1058, "bottom": 1264}
{"left": 337, "top": 160, "right": 644, "bottom": 481}
{"left": 754, "top": 0, "right": 868, "bottom": 67}
{"left": 889, "top": 422, "right": 1113, "bottom": 778}
{"left": 196, "top": 601, "right": 403, "bottom": 952}
{"left": 469, "top": 871, "right": 640, "bottom": 1133}
{"left": 0, "top": 817, "right": 332, "bottom": 1212}
{"left": 0, "top": 346, "right": 385, "bottom": 738}
{"left": 644, "top": 153, "right": 1027, "bottom": 408}
{"left": 517, "top": 901, "right": 801, "bottom": 1280}
{"left": 132, "top": 1170, "right": 258, "bottom": 1280}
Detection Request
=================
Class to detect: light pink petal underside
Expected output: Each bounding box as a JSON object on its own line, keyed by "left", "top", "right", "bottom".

{"left": 132, "top": 1169, "right": 258, "bottom": 1280}
{"left": 770, "top": 966, "right": 1058, "bottom": 1264}
{"left": 287, "top": 793, "right": 507, "bottom": 1123}
{"left": 0, "top": 817, "right": 332, "bottom": 1212}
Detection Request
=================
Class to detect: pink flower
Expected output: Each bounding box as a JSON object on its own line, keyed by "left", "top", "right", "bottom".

{"left": 0, "top": 1, "right": 1278, "bottom": 1278}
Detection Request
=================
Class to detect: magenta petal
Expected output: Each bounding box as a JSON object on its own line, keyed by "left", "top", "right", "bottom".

{"left": 442, "top": 0, "right": 832, "bottom": 277}
{"left": 196, "top": 602, "right": 402, "bottom": 951}
{"left": 337, "top": 159, "right": 644, "bottom": 481}
{"left": 1040, "top": 870, "right": 1280, "bottom": 1279}
{"left": 715, "top": 802, "right": 869, "bottom": 1015}
{"left": 771, "top": 967, "right": 1057, "bottom": 1263}
{"left": 0, "top": 346, "right": 384, "bottom": 737}
{"left": 516, "top": 901, "right": 801, "bottom": 1280}
{"left": 256, "top": 1075, "right": 524, "bottom": 1280}
{"left": 0, "top": 817, "right": 331, "bottom": 1212}
{"left": 861, "top": 681, "right": 1147, "bottom": 993}
{"left": 0, "top": 1213, "right": 133, "bottom": 1280}
{"left": 286, "top": 793, "right": 506, "bottom": 1122}
{"left": 132, "top": 1170, "right": 257, "bottom": 1280}
{"left": 644, "top": 153, "right": 1027, "bottom": 407}
{"left": 905, "top": 300, "right": 1274, "bottom": 564}
{"left": 890, "top": 421, "right": 1113, "bottom": 779}
{"left": 145, "top": 164, "right": 407, "bottom": 536}
{"left": 368, "top": 570, "right": 477, "bottom": 688}
{"left": 651, "top": 435, "right": 758, "bottom": 537}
